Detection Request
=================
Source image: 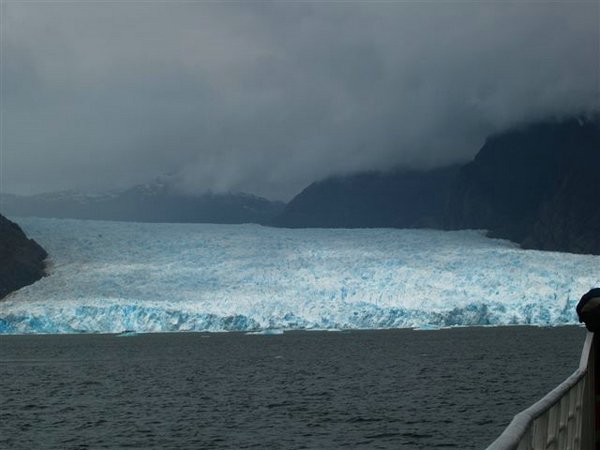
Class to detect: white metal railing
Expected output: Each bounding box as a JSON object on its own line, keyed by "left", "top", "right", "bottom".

{"left": 486, "top": 332, "right": 595, "bottom": 450}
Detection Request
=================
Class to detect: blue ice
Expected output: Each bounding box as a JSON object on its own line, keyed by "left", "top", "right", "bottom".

{"left": 1, "top": 217, "right": 598, "bottom": 334}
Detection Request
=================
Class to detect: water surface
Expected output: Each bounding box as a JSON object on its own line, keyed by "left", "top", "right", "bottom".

{"left": 0, "top": 326, "right": 585, "bottom": 449}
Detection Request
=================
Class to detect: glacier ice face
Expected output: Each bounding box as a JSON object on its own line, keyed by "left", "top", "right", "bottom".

{"left": 1, "top": 217, "right": 598, "bottom": 334}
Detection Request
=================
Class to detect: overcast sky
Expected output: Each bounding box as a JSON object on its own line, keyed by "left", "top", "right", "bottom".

{"left": 1, "top": 1, "right": 598, "bottom": 200}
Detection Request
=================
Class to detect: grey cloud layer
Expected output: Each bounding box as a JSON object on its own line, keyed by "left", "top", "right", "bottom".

{"left": 2, "top": 2, "right": 598, "bottom": 200}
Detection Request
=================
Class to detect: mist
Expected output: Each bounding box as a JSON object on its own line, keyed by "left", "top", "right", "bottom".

{"left": 1, "top": 1, "right": 598, "bottom": 200}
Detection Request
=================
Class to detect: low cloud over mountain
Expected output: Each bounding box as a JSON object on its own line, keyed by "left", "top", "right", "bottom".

{"left": 3, "top": 2, "right": 598, "bottom": 200}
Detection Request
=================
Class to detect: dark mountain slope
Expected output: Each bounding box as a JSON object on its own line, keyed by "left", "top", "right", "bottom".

{"left": 273, "top": 166, "right": 459, "bottom": 229}
{"left": 273, "top": 115, "right": 600, "bottom": 254}
{"left": 447, "top": 116, "right": 600, "bottom": 253}
{"left": 0, "top": 214, "right": 47, "bottom": 299}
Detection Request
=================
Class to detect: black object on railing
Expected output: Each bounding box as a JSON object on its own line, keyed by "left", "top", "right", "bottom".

{"left": 577, "top": 288, "right": 600, "bottom": 332}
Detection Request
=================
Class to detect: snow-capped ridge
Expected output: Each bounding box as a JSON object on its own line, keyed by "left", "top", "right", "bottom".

{"left": 1, "top": 182, "right": 284, "bottom": 225}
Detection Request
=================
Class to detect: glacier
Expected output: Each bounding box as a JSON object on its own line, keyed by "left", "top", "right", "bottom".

{"left": 1, "top": 217, "right": 598, "bottom": 334}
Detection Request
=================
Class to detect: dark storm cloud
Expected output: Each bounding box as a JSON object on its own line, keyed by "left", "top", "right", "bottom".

{"left": 1, "top": 1, "right": 598, "bottom": 200}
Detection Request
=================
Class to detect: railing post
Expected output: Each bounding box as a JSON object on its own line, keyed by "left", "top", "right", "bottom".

{"left": 580, "top": 332, "right": 595, "bottom": 450}
{"left": 593, "top": 333, "right": 599, "bottom": 449}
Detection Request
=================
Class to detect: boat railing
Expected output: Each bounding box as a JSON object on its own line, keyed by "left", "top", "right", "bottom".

{"left": 486, "top": 331, "right": 596, "bottom": 450}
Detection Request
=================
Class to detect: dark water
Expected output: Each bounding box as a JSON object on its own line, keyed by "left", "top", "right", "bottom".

{"left": 0, "top": 326, "right": 585, "bottom": 449}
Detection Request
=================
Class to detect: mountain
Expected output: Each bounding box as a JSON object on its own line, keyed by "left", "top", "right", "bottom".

{"left": 447, "top": 116, "right": 600, "bottom": 254}
{"left": 0, "top": 214, "right": 47, "bottom": 299}
{"left": 4, "top": 116, "right": 598, "bottom": 253}
{"left": 1, "top": 183, "right": 285, "bottom": 225}
{"left": 272, "top": 166, "right": 459, "bottom": 229}
{"left": 273, "top": 115, "right": 600, "bottom": 254}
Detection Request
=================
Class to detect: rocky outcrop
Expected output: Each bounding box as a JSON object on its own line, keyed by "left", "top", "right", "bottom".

{"left": 0, "top": 214, "right": 47, "bottom": 299}
{"left": 272, "top": 166, "right": 459, "bottom": 229}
